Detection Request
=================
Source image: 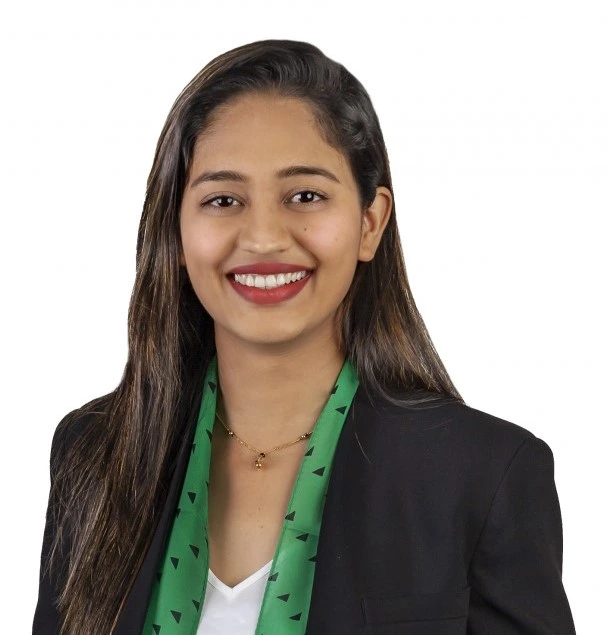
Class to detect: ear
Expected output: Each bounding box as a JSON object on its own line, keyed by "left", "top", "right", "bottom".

{"left": 358, "top": 186, "right": 393, "bottom": 262}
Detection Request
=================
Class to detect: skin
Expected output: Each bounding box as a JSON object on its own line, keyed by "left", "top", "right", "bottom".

{"left": 179, "top": 91, "right": 392, "bottom": 586}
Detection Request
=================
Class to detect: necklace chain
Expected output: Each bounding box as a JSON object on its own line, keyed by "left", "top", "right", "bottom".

{"left": 214, "top": 410, "right": 313, "bottom": 469}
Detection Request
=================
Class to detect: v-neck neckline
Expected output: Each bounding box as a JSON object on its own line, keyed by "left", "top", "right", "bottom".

{"left": 208, "top": 560, "right": 273, "bottom": 598}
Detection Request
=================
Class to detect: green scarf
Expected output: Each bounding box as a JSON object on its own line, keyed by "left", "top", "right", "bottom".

{"left": 142, "top": 354, "right": 360, "bottom": 634}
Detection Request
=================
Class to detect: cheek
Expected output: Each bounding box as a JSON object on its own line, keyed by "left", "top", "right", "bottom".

{"left": 180, "top": 219, "right": 226, "bottom": 272}
{"left": 301, "top": 216, "right": 361, "bottom": 263}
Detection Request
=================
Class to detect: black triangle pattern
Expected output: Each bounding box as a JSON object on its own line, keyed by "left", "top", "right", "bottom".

{"left": 252, "top": 360, "right": 358, "bottom": 633}
{"left": 142, "top": 356, "right": 222, "bottom": 633}
{"left": 268, "top": 571, "right": 279, "bottom": 582}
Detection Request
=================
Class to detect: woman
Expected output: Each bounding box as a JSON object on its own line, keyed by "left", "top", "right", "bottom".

{"left": 33, "top": 39, "right": 576, "bottom": 634}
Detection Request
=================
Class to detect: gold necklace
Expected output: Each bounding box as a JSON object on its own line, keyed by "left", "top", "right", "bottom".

{"left": 214, "top": 411, "right": 313, "bottom": 469}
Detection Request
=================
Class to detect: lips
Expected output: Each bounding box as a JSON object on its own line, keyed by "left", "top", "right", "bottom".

{"left": 227, "top": 262, "right": 314, "bottom": 276}
{"left": 228, "top": 269, "right": 313, "bottom": 304}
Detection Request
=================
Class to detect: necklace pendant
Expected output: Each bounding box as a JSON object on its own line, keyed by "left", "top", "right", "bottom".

{"left": 255, "top": 452, "right": 266, "bottom": 469}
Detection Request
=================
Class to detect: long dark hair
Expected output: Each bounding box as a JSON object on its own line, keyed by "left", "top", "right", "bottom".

{"left": 45, "top": 39, "right": 462, "bottom": 634}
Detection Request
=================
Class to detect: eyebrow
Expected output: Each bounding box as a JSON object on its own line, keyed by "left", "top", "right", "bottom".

{"left": 189, "top": 165, "right": 341, "bottom": 189}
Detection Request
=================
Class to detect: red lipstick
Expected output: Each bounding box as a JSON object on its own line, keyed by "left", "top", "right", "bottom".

{"left": 227, "top": 266, "right": 313, "bottom": 305}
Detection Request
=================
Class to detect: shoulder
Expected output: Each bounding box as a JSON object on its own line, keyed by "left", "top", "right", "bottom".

{"left": 429, "top": 399, "right": 537, "bottom": 450}
{"left": 49, "top": 394, "right": 112, "bottom": 469}
{"left": 352, "top": 387, "right": 552, "bottom": 473}
{"left": 429, "top": 399, "right": 554, "bottom": 470}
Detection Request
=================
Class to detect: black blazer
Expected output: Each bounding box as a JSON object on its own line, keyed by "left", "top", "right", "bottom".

{"left": 33, "top": 386, "right": 576, "bottom": 634}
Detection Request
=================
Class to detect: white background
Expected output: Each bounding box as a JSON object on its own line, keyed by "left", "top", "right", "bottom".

{"left": 2, "top": 1, "right": 606, "bottom": 632}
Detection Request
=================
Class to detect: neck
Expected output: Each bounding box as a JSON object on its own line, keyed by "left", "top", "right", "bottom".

{"left": 213, "top": 330, "right": 346, "bottom": 449}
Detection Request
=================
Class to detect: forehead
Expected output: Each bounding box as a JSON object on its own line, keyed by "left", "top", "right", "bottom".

{"left": 189, "top": 93, "right": 351, "bottom": 180}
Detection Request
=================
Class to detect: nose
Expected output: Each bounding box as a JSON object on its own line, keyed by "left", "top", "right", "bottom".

{"left": 237, "top": 198, "right": 292, "bottom": 255}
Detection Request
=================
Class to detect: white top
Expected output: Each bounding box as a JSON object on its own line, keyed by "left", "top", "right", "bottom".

{"left": 196, "top": 560, "right": 273, "bottom": 634}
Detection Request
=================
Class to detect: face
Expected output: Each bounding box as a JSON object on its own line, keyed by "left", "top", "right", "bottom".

{"left": 179, "top": 92, "right": 391, "bottom": 352}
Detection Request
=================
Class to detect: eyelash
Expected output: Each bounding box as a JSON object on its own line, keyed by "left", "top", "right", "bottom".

{"left": 200, "top": 189, "right": 327, "bottom": 209}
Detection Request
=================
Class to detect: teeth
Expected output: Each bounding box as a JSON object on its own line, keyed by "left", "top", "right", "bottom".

{"left": 233, "top": 270, "right": 309, "bottom": 288}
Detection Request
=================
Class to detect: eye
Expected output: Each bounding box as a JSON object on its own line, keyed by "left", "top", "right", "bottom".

{"left": 288, "top": 190, "right": 326, "bottom": 205}
{"left": 201, "top": 194, "right": 241, "bottom": 209}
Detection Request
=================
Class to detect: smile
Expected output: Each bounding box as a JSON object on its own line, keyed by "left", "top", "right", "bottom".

{"left": 232, "top": 271, "right": 308, "bottom": 289}
{"left": 228, "top": 270, "right": 313, "bottom": 305}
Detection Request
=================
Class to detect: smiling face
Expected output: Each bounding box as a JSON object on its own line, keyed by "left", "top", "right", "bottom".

{"left": 179, "top": 91, "right": 391, "bottom": 353}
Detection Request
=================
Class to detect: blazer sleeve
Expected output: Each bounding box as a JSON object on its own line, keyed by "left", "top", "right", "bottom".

{"left": 32, "top": 413, "right": 75, "bottom": 635}
{"left": 467, "top": 435, "right": 576, "bottom": 634}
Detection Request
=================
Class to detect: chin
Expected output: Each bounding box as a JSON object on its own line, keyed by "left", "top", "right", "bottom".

{"left": 241, "top": 329, "right": 306, "bottom": 346}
